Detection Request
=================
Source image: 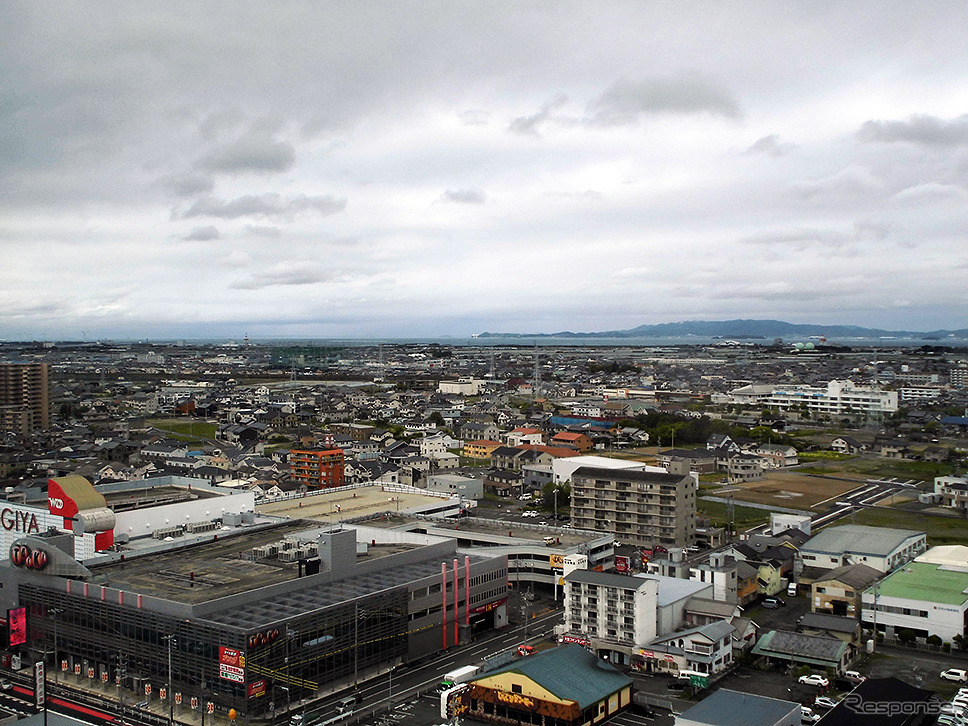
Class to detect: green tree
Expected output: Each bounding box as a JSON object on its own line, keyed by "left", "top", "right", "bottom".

{"left": 541, "top": 482, "right": 571, "bottom": 511}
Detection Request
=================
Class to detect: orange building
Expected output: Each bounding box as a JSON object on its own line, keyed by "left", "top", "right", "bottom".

{"left": 550, "top": 431, "right": 593, "bottom": 452}
{"left": 463, "top": 439, "right": 503, "bottom": 459}
{"left": 289, "top": 449, "right": 345, "bottom": 489}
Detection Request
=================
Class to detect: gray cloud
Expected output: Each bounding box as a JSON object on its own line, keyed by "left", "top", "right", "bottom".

{"left": 586, "top": 73, "right": 741, "bottom": 125}
{"left": 508, "top": 93, "right": 568, "bottom": 136}
{"left": 858, "top": 114, "right": 968, "bottom": 147}
{"left": 458, "top": 109, "right": 490, "bottom": 126}
{"left": 229, "top": 263, "right": 329, "bottom": 290}
{"left": 790, "top": 165, "right": 882, "bottom": 201}
{"left": 743, "top": 134, "right": 795, "bottom": 157}
{"left": 161, "top": 172, "right": 215, "bottom": 198}
{"left": 198, "top": 135, "right": 296, "bottom": 174}
{"left": 542, "top": 190, "right": 603, "bottom": 201}
{"left": 891, "top": 182, "right": 968, "bottom": 204}
{"left": 440, "top": 188, "right": 487, "bottom": 204}
{"left": 181, "top": 193, "right": 347, "bottom": 219}
{"left": 182, "top": 225, "right": 220, "bottom": 241}
{"left": 243, "top": 225, "right": 282, "bottom": 238}
{"left": 740, "top": 228, "right": 850, "bottom": 249}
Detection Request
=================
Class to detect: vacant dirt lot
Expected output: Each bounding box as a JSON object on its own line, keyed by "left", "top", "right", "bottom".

{"left": 718, "top": 471, "right": 864, "bottom": 509}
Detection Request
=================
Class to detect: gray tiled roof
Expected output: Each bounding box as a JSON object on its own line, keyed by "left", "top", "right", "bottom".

{"left": 678, "top": 689, "right": 799, "bottom": 726}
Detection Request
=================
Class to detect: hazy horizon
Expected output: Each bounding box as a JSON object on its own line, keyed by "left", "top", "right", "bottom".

{"left": 3, "top": 3, "right": 968, "bottom": 340}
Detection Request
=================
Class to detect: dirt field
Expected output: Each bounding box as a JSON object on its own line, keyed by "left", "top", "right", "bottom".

{"left": 716, "top": 471, "right": 865, "bottom": 509}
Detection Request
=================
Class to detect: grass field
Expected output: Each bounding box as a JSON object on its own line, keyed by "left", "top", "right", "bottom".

{"left": 698, "top": 499, "right": 770, "bottom": 529}
{"left": 147, "top": 418, "right": 217, "bottom": 441}
{"left": 854, "top": 506, "right": 968, "bottom": 546}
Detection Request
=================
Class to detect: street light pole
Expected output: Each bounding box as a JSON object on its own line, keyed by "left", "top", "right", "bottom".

{"left": 163, "top": 635, "right": 176, "bottom": 726}
{"left": 49, "top": 608, "right": 62, "bottom": 684}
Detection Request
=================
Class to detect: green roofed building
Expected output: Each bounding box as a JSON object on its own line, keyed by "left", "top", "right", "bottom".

{"left": 861, "top": 545, "right": 968, "bottom": 642}
{"left": 455, "top": 644, "right": 633, "bottom": 726}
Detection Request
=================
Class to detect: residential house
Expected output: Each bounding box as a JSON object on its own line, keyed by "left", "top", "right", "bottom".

{"left": 551, "top": 431, "right": 594, "bottom": 452}
{"left": 810, "top": 563, "right": 881, "bottom": 617}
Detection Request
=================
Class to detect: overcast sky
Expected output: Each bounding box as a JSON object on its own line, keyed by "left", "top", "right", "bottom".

{"left": 3, "top": 2, "right": 968, "bottom": 340}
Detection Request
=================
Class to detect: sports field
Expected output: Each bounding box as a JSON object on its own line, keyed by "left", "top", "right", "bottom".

{"left": 716, "top": 471, "right": 865, "bottom": 509}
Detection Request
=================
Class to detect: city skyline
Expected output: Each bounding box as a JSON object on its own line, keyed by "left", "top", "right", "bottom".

{"left": 2, "top": 3, "right": 967, "bottom": 340}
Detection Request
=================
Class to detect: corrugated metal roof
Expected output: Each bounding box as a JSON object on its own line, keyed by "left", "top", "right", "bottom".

{"left": 478, "top": 644, "right": 631, "bottom": 709}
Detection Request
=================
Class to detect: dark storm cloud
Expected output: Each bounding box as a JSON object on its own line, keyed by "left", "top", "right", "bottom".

{"left": 181, "top": 193, "right": 347, "bottom": 220}
{"left": 440, "top": 189, "right": 487, "bottom": 204}
{"left": 198, "top": 135, "right": 296, "bottom": 174}
{"left": 508, "top": 93, "right": 568, "bottom": 136}
{"left": 182, "top": 225, "right": 220, "bottom": 241}
{"left": 743, "top": 134, "right": 795, "bottom": 157}
{"left": 857, "top": 114, "right": 968, "bottom": 147}
{"left": 586, "top": 73, "right": 741, "bottom": 125}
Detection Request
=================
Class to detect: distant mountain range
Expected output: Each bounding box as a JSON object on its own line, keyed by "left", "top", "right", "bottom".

{"left": 477, "top": 319, "right": 968, "bottom": 340}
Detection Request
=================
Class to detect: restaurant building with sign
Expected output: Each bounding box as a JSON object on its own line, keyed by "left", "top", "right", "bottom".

{"left": 450, "top": 644, "right": 632, "bottom": 726}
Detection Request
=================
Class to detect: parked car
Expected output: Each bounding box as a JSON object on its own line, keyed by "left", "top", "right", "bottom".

{"left": 0, "top": 679, "right": 11, "bottom": 691}
{"left": 942, "top": 669, "right": 968, "bottom": 683}
{"left": 814, "top": 696, "right": 839, "bottom": 709}
{"left": 762, "top": 597, "right": 785, "bottom": 609}
{"left": 799, "top": 674, "right": 830, "bottom": 688}
{"left": 800, "top": 706, "right": 821, "bottom": 724}
{"left": 843, "top": 670, "right": 866, "bottom": 683}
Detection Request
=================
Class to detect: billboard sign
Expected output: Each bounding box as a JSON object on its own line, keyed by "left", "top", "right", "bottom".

{"left": 7, "top": 607, "right": 26, "bottom": 647}
{"left": 218, "top": 646, "right": 246, "bottom": 683}
{"left": 35, "top": 662, "right": 45, "bottom": 708}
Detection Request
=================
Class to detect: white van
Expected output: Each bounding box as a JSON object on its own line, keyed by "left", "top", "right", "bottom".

{"left": 676, "top": 670, "right": 709, "bottom": 682}
{"left": 787, "top": 581, "right": 798, "bottom": 597}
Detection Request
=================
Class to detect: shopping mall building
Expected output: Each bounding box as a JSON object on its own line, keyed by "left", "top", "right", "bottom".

{"left": 0, "top": 476, "right": 509, "bottom": 720}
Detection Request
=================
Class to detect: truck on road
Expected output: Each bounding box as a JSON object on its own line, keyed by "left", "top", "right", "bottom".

{"left": 438, "top": 665, "right": 480, "bottom": 691}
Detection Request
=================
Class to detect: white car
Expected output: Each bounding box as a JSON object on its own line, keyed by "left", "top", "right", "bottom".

{"left": 799, "top": 674, "right": 829, "bottom": 688}
{"left": 942, "top": 669, "right": 968, "bottom": 683}
{"left": 800, "top": 706, "right": 821, "bottom": 724}
{"left": 814, "top": 696, "right": 839, "bottom": 709}
{"left": 843, "top": 669, "right": 866, "bottom": 683}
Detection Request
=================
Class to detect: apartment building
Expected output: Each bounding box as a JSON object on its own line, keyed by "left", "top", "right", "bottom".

{"left": 570, "top": 462, "right": 697, "bottom": 548}
{"left": 729, "top": 379, "right": 898, "bottom": 415}
{"left": 288, "top": 448, "right": 345, "bottom": 489}
{"left": 561, "top": 569, "right": 710, "bottom": 665}
{"left": 0, "top": 362, "right": 51, "bottom": 433}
